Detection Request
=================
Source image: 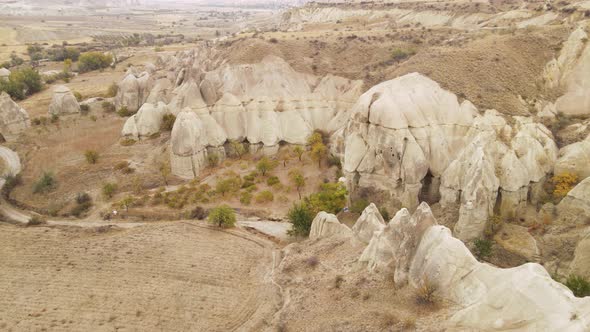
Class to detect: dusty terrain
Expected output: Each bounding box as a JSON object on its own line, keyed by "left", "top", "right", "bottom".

{"left": 0, "top": 221, "right": 281, "bottom": 332}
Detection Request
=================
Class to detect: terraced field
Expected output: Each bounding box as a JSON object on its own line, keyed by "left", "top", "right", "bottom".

{"left": 0, "top": 222, "right": 280, "bottom": 331}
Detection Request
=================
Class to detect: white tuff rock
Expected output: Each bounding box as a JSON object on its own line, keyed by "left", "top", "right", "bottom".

{"left": 0, "top": 92, "right": 30, "bottom": 141}
{"left": 48, "top": 85, "right": 80, "bottom": 115}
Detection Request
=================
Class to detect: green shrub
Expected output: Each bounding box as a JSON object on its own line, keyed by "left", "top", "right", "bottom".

{"left": 106, "top": 82, "right": 118, "bottom": 97}
{"left": 473, "top": 238, "right": 493, "bottom": 260}
{"left": 327, "top": 154, "right": 342, "bottom": 168}
{"left": 33, "top": 172, "right": 57, "bottom": 194}
{"left": 117, "top": 106, "right": 133, "bottom": 117}
{"left": 102, "top": 101, "right": 116, "bottom": 113}
{"left": 256, "top": 157, "right": 277, "bottom": 176}
{"left": 73, "top": 91, "right": 83, "bottom": 101}
{"left": 255, "top": 190, "right": 274, "bottom": 203}
{"left": 27, "top": 215, "right": 46, "bottom": 226}
{"left": 120, "top": 138, "right": 136, "bottom": 146}
{"left": 215, "top": 177, "right": 241, "bottom": 196}
{"left": 161, "top": 113, "right": 176, "bottom": 131}
{"left": 379, "top": 207, "right": 390, "bottom": 221}
{"left": 207, "top": 153, "right": 220, "bottom": 168}
{"left": 78, "top": 52, "right": 113, "bottom": 73}
{"left": 391, "top": 48, "right": 416, "bottom": 61}
{"left": 267, "top": 176, "right": 280, "bottom": 186}
{"left": 240, "top": 191, "right": 252, "bottom": 205}
{"left": 306, "top": 182, "right": 348, "bottom": 215}
{"left": 350, "top": 198, "right": 370, "bottom": 214}
{"left": 102, "top": 182, "right": 118, "bottom": 199}
{"left": 564, "top": 275, "right": 590, "bottom": 297}
{"left": 71, "top": 192, "right": 92, "bottom": 217}
{"left": 287, "top": 202, "right": 314, "bottom": 237}
{"left": 84, "top": 150, "right": 99, "bottom": 164}
{"left": 208, "top": 205, "right": 236, "bottom": 228}
{"left": 80, "top": 104, "right": 90, "bottom": 114}
{"left": 0, "top": 67, "right": 43, "bottom": 100}
{"left": 189, "top": 206, "right": 208, "bottom": 220}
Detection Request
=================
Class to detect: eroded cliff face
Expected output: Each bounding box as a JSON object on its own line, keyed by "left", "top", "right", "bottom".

{"left": 118, "top": 51, "right": 363, "bottom": 179}
{"left": 342, "top": 73, "right": 557, "bottom": 241}
{"left": 308, "top": 203, "right": 590, "bottom": 331}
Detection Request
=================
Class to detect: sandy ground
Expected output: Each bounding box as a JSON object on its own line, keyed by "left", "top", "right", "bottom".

{"left": 0, "top": 221, "right": 282, "bottom": 332}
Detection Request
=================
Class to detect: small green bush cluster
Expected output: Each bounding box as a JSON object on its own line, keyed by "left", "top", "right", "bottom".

{"left": 78, "top": 52, "right": 113, "bottom": 73}
{"left": 71, "top": 192, "right": 92, "bottom": 217}
{"left": 267, "top": 176, "right": 280, "bottom": 186}
{"left": 255, "top": 190, "right": 274, "bottom": 203}
{"left": 0, "top": 67, "right": 43, "bottom": 100}
{"left": 102, "top": 101, "right": 116, "bottom": 113}
{"left": 473, "top": 238, "right": 493, "bottom": 260}
{"left": 350, "top": 198, "right": 369, "bottom": 214}
{"left": 161, "top": 113, "right": 176, "bottom": 131}
{"left": 84, "top": 150, "right": 99, "bottom": 164}
{"left": 117, "top": 106, "right": 134, "bottom": 117}
{"left": 102, "top": 182, "right": 118, "bottom": 199}
{"left": 564, "top": 275, "right": 590, "bottom": 297}
{"left": 208, "top": 205, "right": 236, "bottom": 228}
{"left": 33, "top": 172, "right": 57, "bottom": 194}
{"left": 391, "top": 48, "right": 416, "bottom": 61}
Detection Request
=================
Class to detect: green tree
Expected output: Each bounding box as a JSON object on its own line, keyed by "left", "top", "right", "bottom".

{"left": 256, "top": 157, "right": 276, "bottom": 177}
{"left": 0, "top": 67, "right": 43, "bottom": 100}
{"left": 230, "top": 140, "right": 246, "bottom": 159}
{"left": 310, "top": 142, "right": 327, "bottom": 168}
{"left": 119, "top": 196, "right": 135, "bottom": 212}
{"left": 102, "top": 182, "right": 118, "bottom": 199}
{"left": 287, "top": 202, "right": 314, "bottom": 237}
{"left": 84, "top": 150, "right": 99, "bottom": 164}
{"left": 289, "top": 169, "right": 305, "bottom": 199}
{"left": 78, "top": 52, "right": 113, "bottom": 73}
{"left": 208, "top": 205, "right": 236, "bottom": 228}
{"left": 158, "top": 160, "right": 171, "bottom": 185}
{"left": 293, "top": 145, "right": 305, "bottom": 162}
{"left": 307, "top": 132, "right": 323, "bottom": 146}
{"left": 306, "top": 182, "right": 348, "bottom": 214}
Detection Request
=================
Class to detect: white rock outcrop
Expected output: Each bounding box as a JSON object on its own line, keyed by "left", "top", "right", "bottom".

{"left": 570, "top": 232, "right": 590, "bottom": 279}
{"left": 169, "top": 110, "right": 208, "bottom": 179}
{"left": 557, "top": 177, "right": 590, "bottom": 225}
{"left": 122, "top": 53, "right": 363, "bottom": 179}
{"left": 544, "top": 24, "right": 590, "bottom": 116}
{"left": 48, "top": 85, "right": 80, "bottom": 115}
{"left": 352, "top": 203, "right": 386, "bottom": 244}
{"left": 555, "top": 136, "right": 590, "bottom": 180}
{"left": 115, "top": 71, "right": 154, "bottom": 113}
{"left": 356, "top": 202, "right": 590, "bottom": 331}
{"left": 0, "top": 92, "right": 30, "bottom": 141}
{"left": 343, "top": 73, "right": 557, "bottom": 240}
{"left": 121, "top": 102, "right": 168, "bottom": 139}
{"left": 0, "top": 68, "right": 10, "bottom": 81}
{"left": 309, "top": 212, "right": 352, "bottom": 240}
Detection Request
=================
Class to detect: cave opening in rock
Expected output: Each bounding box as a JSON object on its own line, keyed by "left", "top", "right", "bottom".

{"left": 419, "top": 170, "right": 440, "bottom": 205}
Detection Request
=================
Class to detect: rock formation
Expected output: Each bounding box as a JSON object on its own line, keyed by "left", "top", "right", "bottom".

{"left": 343, "top": 73, "right": 557, "bottom": 241}
{"left": 309, "top": 212, "right": 352, "bottom": 240}
{"left": 557, "top": 177, "right": 590, "bottom": 225}
{"left": 115, "top": 70, "right": 154, "bottom": 113}
{"left": 570, "top": 232, "right": 590, "bottom": 279}
{"left": 351, "top": 203, "right": 386, "bottom": 244}
{"left": 352, "top": 202, "right": 590, "bottom": 331}
{"left": 544, "top": 23, "right": 590, "bottom": 116}
{"left": 121, "top": 102, "right": 168, "bottom": 139}
{"left": 0, "top": 92, "right": 30, "bottom": 141}
{"left": 48, "top": 85, "right": 80, "bottom": 115}
{"left": 0, "top": 68, "right": 9, "bottom": 81}
{"left": 170, "top": 110, "right": 208, "bottom": 179}
{"left": 116, "top": 53, "right": 363, "bottom": 179}
{"left": 555, "top": 135, "right": 590, "bottom": 180}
